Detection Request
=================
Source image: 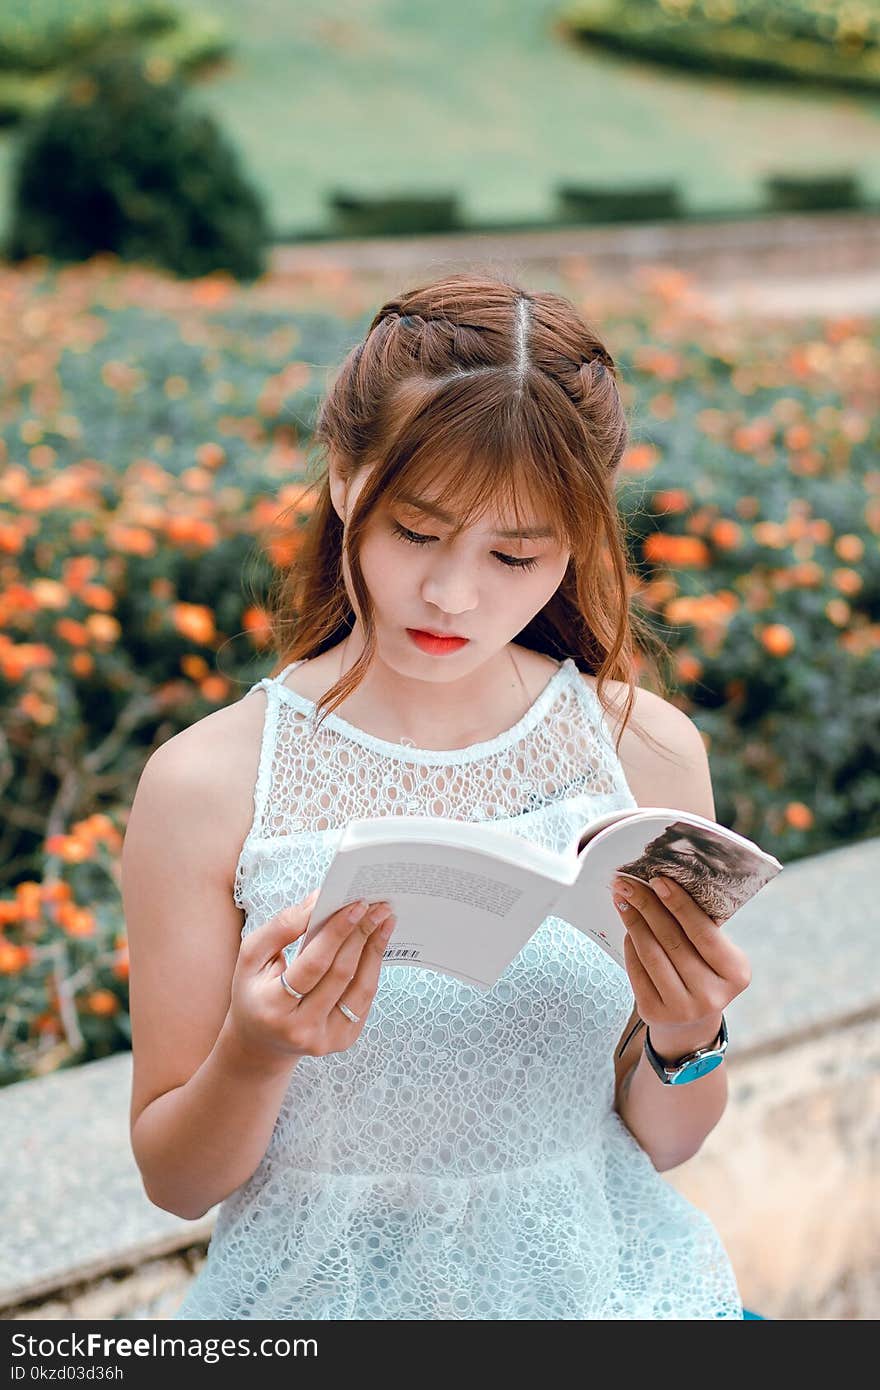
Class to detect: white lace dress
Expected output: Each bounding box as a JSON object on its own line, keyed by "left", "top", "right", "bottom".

{"left": 174, "top": 656, "right": 743, "bottom": 1320}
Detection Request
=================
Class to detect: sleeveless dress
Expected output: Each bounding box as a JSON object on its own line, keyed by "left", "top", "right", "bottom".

{"left": 174, "top": 656, "right": 744, "bottom": 1320}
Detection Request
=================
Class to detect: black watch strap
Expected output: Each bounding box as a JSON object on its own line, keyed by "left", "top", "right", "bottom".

{"left": 644, "top": 1014, "right": 728, "bottom": 1084}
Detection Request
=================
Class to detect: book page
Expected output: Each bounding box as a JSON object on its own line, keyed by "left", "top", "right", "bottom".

{"left": 557, "top": 811, "right": 783, "bottom": 970}
{"left": 294, "top": 839, "right": 563, "bottom": 989}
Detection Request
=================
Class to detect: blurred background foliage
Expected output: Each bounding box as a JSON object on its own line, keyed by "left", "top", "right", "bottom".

{"left": 5, "top": 48, "right": 269, "bottom": 280}
{"left": 0, "top": 0, "right": 228, "bottom": 123}
{"left": 1, "top": 1, "right": 880, "bottom": 245}
{"left": 0, "top": 257, "right": 877, "bottom": 1084}
{"left": 561, "top": 0, "right": 880, "bottom": 91}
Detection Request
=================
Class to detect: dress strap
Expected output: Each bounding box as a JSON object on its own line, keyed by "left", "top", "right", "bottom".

{"left": 243, "top": 662, "right": 299, "bottom": 840}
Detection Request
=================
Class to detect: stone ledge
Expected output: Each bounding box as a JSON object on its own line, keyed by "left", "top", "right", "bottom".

{"left": 667, "top": 1010, "right": 880, "bottom": 1320}
{"left": 1, "top": 835, "right": 877, "bottom": 1311}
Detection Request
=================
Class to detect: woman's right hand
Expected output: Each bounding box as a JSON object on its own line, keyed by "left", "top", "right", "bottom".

{"left": 223, "top": 890, "right": 396, "bottom": 1064}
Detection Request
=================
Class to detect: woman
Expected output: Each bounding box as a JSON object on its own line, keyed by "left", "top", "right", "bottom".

{"left": 123, "top": 272, "right": 755, "bottom": 1318}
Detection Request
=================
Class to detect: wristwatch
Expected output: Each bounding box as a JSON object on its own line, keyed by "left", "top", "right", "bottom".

{"left": 644, "top": 1014, "right": 728, "bottom": 1086}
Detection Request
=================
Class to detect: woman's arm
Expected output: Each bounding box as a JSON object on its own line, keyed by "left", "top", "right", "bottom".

{"left": 123, "top": 720, "right": 300, "bottom": 1220}
{"left": 615, "top": 1011, "right": 727, "bottom": 1172}
{"left": 608, "top": 693, "right": 750, "bottom": 1171}
{"left": 132, "top": 1017, "right": 302, "bottom": 1220}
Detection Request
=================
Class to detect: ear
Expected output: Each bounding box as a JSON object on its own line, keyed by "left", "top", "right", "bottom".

{"left": 328, "top": 454, "right": 374, "bottom": 527}
{"left": 327, "top": 450, "right": 350, "bottom": 525}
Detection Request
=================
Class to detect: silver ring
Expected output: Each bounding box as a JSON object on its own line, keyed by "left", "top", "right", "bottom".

{"left": 279, "top": 969, "right": 305, "bottom": 1000}
{"left": 338, "top": 1002, "right": 360, "bottom": 1023}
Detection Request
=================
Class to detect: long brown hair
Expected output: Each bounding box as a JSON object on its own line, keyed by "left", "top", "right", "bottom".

{"left": 259, "top": 270, "right": 674, "bottom": 758}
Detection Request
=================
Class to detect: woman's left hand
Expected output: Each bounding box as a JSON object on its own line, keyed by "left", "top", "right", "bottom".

{"left": 611, "top": 874, "right": 752, "bottom": 1049}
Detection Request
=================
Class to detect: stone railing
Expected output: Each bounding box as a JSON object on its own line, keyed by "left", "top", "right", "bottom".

{"left": 2, "top": 836, "right": 877, "bottom": 1320}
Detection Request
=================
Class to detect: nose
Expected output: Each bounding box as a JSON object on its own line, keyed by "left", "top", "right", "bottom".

{"left": 420, "top": 551, "right": 479, "bottom": 616}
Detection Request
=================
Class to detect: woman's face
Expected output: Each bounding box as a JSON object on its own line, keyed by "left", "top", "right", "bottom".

{"left": 335, "top": 467, "right": 572, "bottom": 673}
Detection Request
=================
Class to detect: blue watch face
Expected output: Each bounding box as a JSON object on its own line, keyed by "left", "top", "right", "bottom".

{"left": 671, "top": 1053, "right": 724, "bottom": 1085}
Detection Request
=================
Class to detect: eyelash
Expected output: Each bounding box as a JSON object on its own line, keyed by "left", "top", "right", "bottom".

{"left": 391, "top": 522, "right": 541, "bottom": 572}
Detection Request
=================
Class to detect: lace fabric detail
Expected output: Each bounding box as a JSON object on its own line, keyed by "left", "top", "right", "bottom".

{"left": 176, "top": 656, "right": 743, "bottom": 1320}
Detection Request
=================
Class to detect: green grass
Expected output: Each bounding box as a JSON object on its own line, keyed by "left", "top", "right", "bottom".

{"left": 2, "top": 0, "right": 880, "bottom": 239}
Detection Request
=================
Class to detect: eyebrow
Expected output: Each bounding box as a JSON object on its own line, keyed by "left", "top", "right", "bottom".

{"left": 396, "top": 493, "right": 555, "bottom": 540}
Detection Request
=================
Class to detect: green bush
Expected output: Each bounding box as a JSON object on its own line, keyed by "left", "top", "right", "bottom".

{"left": 327, "top": 190, "right": 463, "bottom": 237}
{"left": 556, "top": 181, "right": 684, "bottom": 223}
{"left": 560, "top": 0, "right": 880, "bottom": 93}
{"left": 764, "top": 172, "right": 863, "bottom": 212}
{"left": 0, "top": 1, "right": 230, "bottom": 126}
{"left": 0, "top": 1, "right": 177, "bottom": 73}
{"left": 5, "top": 47, "right": 269, "bottom": 280}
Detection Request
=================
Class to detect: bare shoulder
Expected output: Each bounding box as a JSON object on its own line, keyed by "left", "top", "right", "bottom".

{"left": 148, "top": 686, "right": 269, "bottom": 894}
{"left": 579, "top": 672, "right": 715, "bottom": 819}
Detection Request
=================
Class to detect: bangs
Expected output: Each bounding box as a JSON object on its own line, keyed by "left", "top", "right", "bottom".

{"left": 368, "top": 374, "right": 581, "bottom": 548}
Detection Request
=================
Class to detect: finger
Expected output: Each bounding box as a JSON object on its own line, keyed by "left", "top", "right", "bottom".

{"left": 282, "top": 898, "right": 380, "bottom": 992}
{"left": 247, "top": 888, "right": 320, "bottom": 969}
{"left": 287, "top": 903, "right": 391, "bottom": 1013}
{"left": 647, "top": 877, "right": 751, "bottom": 988}
{"left": 623, "top": 931, "right": 663, "bottom": 1016}
{"left": 619, "top": 904, "right": 691, "bottom": 1010}
{"left": 618, "top": 877, "right": 720, "bottom": 981}
{"left": 328, "top": 915, "right": 397, "bottom": 1030}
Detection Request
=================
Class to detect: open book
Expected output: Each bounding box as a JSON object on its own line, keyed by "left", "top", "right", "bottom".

{"left": 294, "top": 808, "right": 783, "bottom": 990}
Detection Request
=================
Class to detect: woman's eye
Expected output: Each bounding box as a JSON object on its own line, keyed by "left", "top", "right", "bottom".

{"left": 391, "top": 522, "right": 539, "bottom": 571}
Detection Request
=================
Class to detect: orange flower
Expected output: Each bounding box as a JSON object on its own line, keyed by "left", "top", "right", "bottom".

{"left": 15, "top": 882, "right": 43, "bottom": 921}
{"left": 758, "top": 624, "right": 795, "bottom": 656}
{"left": 0, "top": 522, "right": 25, "bottom": 555}
{"left": 784, "top": 802, "right": 814, "bottom": 831}
{"left": 106, "top": 525, "right": 156, "bottom": 557}
{"left": 41, "top": 880, "right": 73, "bottom": 906}
{"left": 832, "top": 568, "right": 863, "bottom": 596}
{"left": 643, "top": 534, "right": 710, "bottom": 568}
{"left": 165, "top": 517, "right": 219, "bottom": 547}
{"left": 101, "top": 361, "right": 143, "bottom": 394}
{"left": 181, "top": 654, "right": 210, "bottom": 680}
{"left": 675, "top": 651, "right": 703, "bottom": 683}
{"left": 81, "top": 584, "right": 115, "bottom": 611}
{"left": 201, "top": 674, "right": 229, "bottom": 701}
{"left": 86, "top": 614, "right": 121, "bottom": 645}
{"left": 652, "top": 490, "right": 690, "bottom": 514}
{"left": 85, "top": 989, "right": 119, "bottom": 1016}
{"left": 172, "top": 602, "right": 216, "bottom": 644}
{"left": 71, "top": 652, "right": 94, "bottom": 677}
{"left": 710, "top": 519, "right": 741, "bottom": 549}
{"left": 825, "top": 598, "right": 851, "bottom": 626}
{"left": 190, "top": 275, "right": 234, "bottom": 306}
{"left": 195, "top": 442, "right": 226, "bottom": 470}
{"left": 56, "top": 903, "right": 96, "bottom": 937}
{"left": 785, "top": 424, "right": 813, "bottom": 451}
{"left": 32, "top": 579, "right": 68, "bottom": 609}
{"left": 732, "top": 419, "right": 775, "bottom": 453}
{"left": 620, "top": 443, "right": 659, "bottom": 474}
{"left": 0, "top": 941, "right": 31, "bottom": 974}
{"left": 243, "top": 606, "right": 273, "bottom": 643}
{"left": 752, "top": 521, "right": 787, "bottom": 548}
{"left": 834, "top": 534, "right": 864, "bottom": 563}
{"left": 180, "top": 467, "right": 212, "bottom": 494}
{"left": 54, "top": 619, "right": 90, "bottom": 644}
{"left": 267, "top": 532, "right": 304, "bottom": 568}
{"left": 62, "top": 553, "right": 98, "bottom": 592}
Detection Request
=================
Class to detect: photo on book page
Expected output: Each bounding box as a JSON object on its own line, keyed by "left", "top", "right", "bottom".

{"left": 615, "top": 820, "right": 779, "bottom": 924}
